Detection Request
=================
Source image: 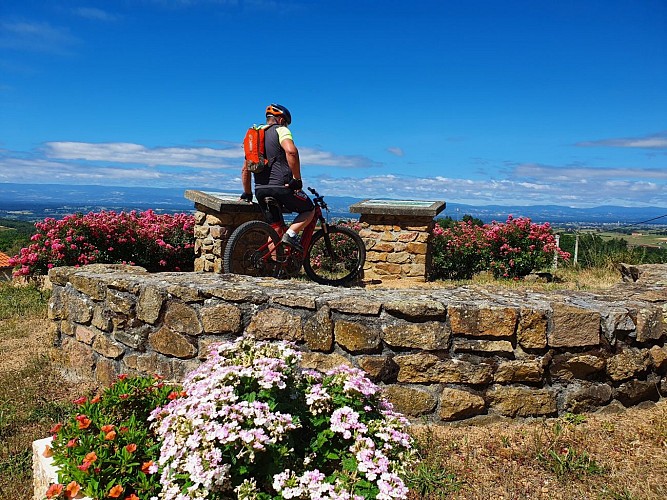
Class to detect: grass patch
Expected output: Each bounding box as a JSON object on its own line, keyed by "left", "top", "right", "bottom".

{"left": 406, "top": 459, "right": 462, "bottom": 498}
{"left": 0, "top": 447, "right": 32, "bottom": 482}
{"left": 0, "top": 284, "right": 82, "bottom": 499}
{"left": 0, "top": 281, "right": 50, "bottom": 321}
{"left": 536, "top": 446, "right": 604, "bottom": 479}
{"left": 533, "top": 412, "right": 604, "bottom": 480}
{"left": 407, "top": 404, "right": 667, "bottom": 499}
{"left": 406, "top": 427, "right": 463, "bottom": 498}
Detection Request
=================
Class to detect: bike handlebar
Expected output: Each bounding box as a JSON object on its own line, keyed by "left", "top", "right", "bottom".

{"left": 308, "top": 187, "right": 328, "bottom": 210}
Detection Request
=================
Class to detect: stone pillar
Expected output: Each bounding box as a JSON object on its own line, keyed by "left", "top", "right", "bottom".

{"left": 185, "top": 190, "right": 263, "bottom": 273}
{"left": 350, "top": 200, "right": 445, "bottom": 281}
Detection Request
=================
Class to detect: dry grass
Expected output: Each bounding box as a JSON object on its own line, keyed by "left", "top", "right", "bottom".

{"left": 1, "top": 279, "right": 666, "bottom": 500}
{"left": 366, "top": 266, "right": 622, "bottom": 292}
{"left": 406, "top": 404, "right": 667, "bottom": 499}
{"left": 0, "top": 284, "right": 90, "bottom": 499}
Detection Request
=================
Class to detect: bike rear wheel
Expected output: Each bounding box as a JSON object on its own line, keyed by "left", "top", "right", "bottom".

{"left": 303, "top": 225, "right": 366, "bottom": 286}
{"left": 223, "top": 220, "right": 283, "bottom": 278}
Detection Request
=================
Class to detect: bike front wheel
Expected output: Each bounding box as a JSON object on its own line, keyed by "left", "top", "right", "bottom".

{"left": 303, "top": 225, "right": 366, "bottom": 286}
{"left": 223, "top": 220, "right": 283, "bottom": 278}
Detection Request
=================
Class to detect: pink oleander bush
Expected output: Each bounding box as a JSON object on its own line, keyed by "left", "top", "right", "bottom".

{"left": 432, "top": 219, "right": 490, "bottom": 280}
{"left": 10, "top": 210, "right": 195, "bottom": 276}
{"left": 432, "top": 215, "right": 570, "bottom": 280}
{"left": 485, "top": 215, "right": 570, "bottom": 279}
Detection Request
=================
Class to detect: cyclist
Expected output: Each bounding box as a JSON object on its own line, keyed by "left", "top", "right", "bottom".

{"left": 240, "top": 103, "right": 315, "bottom": 253}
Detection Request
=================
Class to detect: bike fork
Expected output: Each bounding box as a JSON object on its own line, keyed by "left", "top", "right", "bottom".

{"left": 320, "top": 221, "right": 336, "bottom": 260}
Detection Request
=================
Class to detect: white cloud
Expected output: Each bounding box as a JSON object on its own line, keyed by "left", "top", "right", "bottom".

{"left": 300, "top": 148, "right": 380, "bottom": 168}
{"left": 0, "top": 157, "right": 162, "bottom": 183}
{"left": 73, "top": 8, "right": 119, "bottom": 22}
{"left": 514, "top": 163, "right": 667, "bottom": 180}
{"left": 44, "top": 142, "right": 380, "bottom": 170}
{"left": 387, "top": 147, "right": 404, "bottom": 157}
{"left": 44, "top": 142, "right": 243, "bottom": 169}
{"left": 2, "top": 144, "right": 667, "bottom": 208}
{"left": 307, "top": 172, "right": 667, "bottom": 208}
{"left": 0, "top": 20, "right": 79, "bottom": 55}
{"left": 577, "top": 131, "right": 667, "bottom": 149}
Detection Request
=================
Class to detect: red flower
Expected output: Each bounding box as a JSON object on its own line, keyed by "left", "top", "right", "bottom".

{"left": 125, "top": 495, "right": 140, "bottom": 500}
{"left": 67, "top": 438, "right": 78, "bottom": 448}
{"left": 91, "top": 394, "right": 102, "bottom": 403}
{"left": 50, "top": 423, "right": 63, "bottom": 434}
{"left": 77, "top": 460, "right": 92, "bottom": 472}
{"left": 73, "top": 396, "right": 87, "bottom": 405}
{"left": 76, "top": 415, "right": 92, "bottom": 429}
{"left": 65, "top": 481, "right": 81, "bottom": 499}
{"left": 105, "top": 430, "right": 117, "bottom": 440}
{"left": 46, "top": 483, "right": 64, "bottom": 498}
{"left": 140, "top": 460, "right": 154, "bottom": 474}
{"left": 125, "top": 443, "right": 137, "bottom": 453}
{"left": 101, "top": 424, "right": 114, "bottom": 433}
{"left": 108, "top": 484, "right": 124, "bottom": 498}
{"left": 119, "top": 393, "right": 130, "bottom": 400}
{"left": 85, "top": 451, "right": 98, "bottom": 463}
{"left": 118, "top": 373, "right": 128, "bottom": 380}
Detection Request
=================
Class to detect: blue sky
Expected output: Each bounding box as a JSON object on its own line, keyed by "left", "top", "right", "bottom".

{"left": 1, "top": 0, "right": 666, "bottom": 208}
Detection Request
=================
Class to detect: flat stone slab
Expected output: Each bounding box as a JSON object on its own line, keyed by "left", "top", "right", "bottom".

{"left": 184, "top": 189, "right": 261, "bottom": 213}
{"left": 350, "top": 199, "right": 446, "bottom": 217}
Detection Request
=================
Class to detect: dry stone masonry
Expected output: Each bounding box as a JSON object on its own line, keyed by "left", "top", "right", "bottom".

{"left": 350, "top": 199, "right": 446, "bottom": 281}
{"left": 186, "top": 190, "right": 447, "bottom": 282}
{"left": 47, "top": 263, "right": 667, "bottom": 423}
{"left": 185, "top": 190, "right": 263, "bottom": 273}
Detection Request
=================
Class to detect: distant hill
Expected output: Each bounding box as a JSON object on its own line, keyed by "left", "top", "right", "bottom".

{"left": 1, "top": 183, "right": 666, "bottom": 226}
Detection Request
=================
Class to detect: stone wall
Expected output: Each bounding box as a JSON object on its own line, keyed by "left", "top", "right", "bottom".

{"left": 47, "top": 263, "right": 667, "bottom": 423}
{"left": 357, "top": 215, "right": 434, "bottom": 281}
{"left": 186, "top": 190, "right": 446, "bottom": 282}
{"left": 186, "top": 190, "right": 263, "bottom": 273}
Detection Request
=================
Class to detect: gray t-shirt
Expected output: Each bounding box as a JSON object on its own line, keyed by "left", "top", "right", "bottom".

{"left": 254, "top": 124, "right": 293, "bottom": 188}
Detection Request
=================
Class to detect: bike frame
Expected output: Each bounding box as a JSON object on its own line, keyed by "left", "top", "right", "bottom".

{"left": 225, "top": 187, "right": 364, "bottom": 284}
{"left": 265, "top": 192, "right": 330, "bottom": 261}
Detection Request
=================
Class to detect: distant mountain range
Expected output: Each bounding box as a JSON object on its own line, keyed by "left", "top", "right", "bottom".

{"left": 1, "top": 183, "right": 666, "bottom": 227}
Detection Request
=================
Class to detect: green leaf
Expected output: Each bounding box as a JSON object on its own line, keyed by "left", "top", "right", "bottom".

{"left": 342, "top": 456, "right": 357, "bottom": 472}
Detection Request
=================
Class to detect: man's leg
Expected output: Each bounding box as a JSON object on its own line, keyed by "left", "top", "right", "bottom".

{"left": 280, "top": 190, "right": 315, "bottom": 252}
{"left": 289, "top": 209, "right": 315, "bottom": 234}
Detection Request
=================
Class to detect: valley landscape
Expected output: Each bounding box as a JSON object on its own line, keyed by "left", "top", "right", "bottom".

{"left": 2, "top": 183, "right": 667, "bottom": 228}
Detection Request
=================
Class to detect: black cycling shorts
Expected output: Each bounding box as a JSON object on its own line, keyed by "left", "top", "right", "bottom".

{"left": 255, "top": 186, "right": 314, "bottom": 224}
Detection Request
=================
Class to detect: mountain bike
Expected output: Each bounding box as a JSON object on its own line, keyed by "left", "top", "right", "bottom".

{"left": 223, "top": 188, "right": 366, "bottom": 286}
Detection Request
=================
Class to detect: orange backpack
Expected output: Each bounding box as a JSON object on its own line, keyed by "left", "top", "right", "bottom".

{"left": 243, "top": 124, "right": 276, "bottom": 174}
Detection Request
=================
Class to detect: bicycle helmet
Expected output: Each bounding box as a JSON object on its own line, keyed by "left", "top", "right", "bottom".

{"left": 266, "top": 103, "right": 292, "bottom": 125}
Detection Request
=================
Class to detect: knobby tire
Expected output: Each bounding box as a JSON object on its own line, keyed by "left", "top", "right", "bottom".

{"left": 303, "top": 225, "right": 366, "bottom": 286}
{"left": 223, "top": 220, "right": 283, "bottom": 278}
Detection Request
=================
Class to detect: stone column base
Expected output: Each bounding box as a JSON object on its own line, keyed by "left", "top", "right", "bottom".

{"left": 33, "top": 437, "right": 93, "bottom": 500}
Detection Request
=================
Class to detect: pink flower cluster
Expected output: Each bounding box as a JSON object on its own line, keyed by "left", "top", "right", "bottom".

{"left": 10, "top": 210, "right": 194, "bottom": 276}
{"left": 149, "top": 337, "right": 416, "bottom": 499}
{"left": 484, "top": 215, "right": 570, "bottom": 278}
{"left": 432, "top": 215, "right": 570, "bottom": 280}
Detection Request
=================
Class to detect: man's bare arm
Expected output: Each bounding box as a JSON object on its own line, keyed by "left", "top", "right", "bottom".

{"left": 281, "top": 138, "right": 302, "bottom": 180}
{"left": 241, "top": 162, "right": 252, "bottom": 194}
